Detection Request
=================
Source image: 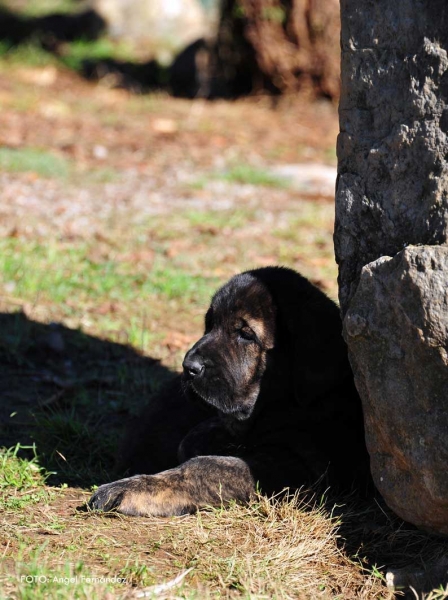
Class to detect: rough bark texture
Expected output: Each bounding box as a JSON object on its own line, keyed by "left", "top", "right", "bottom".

{"left": 208, "top": 0, "right": 341, "bottom": 99}
{"left": 336, "top": 0, "right": 448, "bottom": 534}
{"left": 240, "top": 0, "right": 341, "bottom": 98}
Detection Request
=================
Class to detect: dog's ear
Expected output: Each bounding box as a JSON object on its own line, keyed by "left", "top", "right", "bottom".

{"left": 252, "top": 267, "right": 352, "bottom": 406}
{"left": 289, "top": 298, "right": 351, "bottom": 404}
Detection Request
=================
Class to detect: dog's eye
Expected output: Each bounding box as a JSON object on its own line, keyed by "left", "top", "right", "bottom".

{"left": 238, "top": 327, "right": 256, "bottom": 342}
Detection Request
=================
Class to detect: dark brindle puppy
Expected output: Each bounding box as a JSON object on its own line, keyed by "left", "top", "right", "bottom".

{"left": 89, "top": 267, "right": 370, "bottom": 516}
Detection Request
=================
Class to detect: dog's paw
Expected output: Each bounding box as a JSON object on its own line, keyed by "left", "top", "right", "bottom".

{"left": 89, "top": 478, "right": 132, "bottom": 513}
{"left": 88, "top": 473, "right": 195, "bottom": 517}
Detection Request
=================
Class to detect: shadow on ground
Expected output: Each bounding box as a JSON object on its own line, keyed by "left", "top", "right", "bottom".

{"left": 0, "top": 310, "right": 174, "bottom": 488}
{"left": 334, "top": 495, "right": 448, "bottom": 598}
{"left": 0, "top": 6, "right": 170, "bottom": 93}
{"left": 0, "top": 6, "right": 105, "bottom": 46}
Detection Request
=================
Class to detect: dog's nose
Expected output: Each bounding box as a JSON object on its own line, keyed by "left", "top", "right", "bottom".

{"left": 182, "top": 356, "right": 205, "bottom": 379}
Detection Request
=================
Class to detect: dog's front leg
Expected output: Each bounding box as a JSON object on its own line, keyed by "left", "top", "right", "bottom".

{"left": 88, "top": 456, "right": 255, "bottom": 517}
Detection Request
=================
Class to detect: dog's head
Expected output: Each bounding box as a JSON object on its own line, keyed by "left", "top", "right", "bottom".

{"left": 182, "top": 267, "right": 351, "bottom": 421}
{"left": 182, "top": 271, "right": 277, "bottom": 420}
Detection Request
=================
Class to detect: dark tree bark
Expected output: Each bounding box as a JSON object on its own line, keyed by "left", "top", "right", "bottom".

{"left": 209, "top": 0, "right": 341, "bottom": 98}
{"left": 335, "top": 0, "right": 448, "bottom": 534}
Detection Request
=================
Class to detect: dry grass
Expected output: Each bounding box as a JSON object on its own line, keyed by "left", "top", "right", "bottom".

{"left": 169, "top": 494, "right": 387, "bottom": 599}
{"left": 1, "top": 487, "right": 395, "bottom": 599}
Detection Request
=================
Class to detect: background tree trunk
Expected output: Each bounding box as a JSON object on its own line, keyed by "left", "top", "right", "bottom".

{"left": 211, "top": 0, "right": 340, "bottom": 98}
{"left": 335, "top": 0, "right": 448, "bottom": 534}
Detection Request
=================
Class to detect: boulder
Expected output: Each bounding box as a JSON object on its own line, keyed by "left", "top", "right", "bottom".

{"left": 344, "top": 245, "right": 448, "bottom": 534}
{"left": 92, "top": 0, "right": 208, "bottom": 61}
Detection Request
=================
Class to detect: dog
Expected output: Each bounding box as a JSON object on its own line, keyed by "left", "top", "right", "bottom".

{"left": 89, "top": 267, "right": 370, "bottom": 516}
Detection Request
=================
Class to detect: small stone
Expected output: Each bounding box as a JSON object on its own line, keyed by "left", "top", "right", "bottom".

{"left": 93, "top": 145, "right": 108, "bottom": 160}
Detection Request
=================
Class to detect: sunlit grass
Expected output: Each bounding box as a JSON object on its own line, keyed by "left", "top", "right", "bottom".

{"left": 0, "top": 443, "right": 48, "bottom": 491}
{"left": 2, "top": 0, "right": 78, "bottom": 18}
{"left": 60, "top": 38, "right": 136, "bottom": 72}
{"left": 5, "top": 544, "right": 118, "bottom": 600}
{"left": 0, "top": 147, "right": 70, "bottom": 178}
{"left": 0, "top": 444, "right": 55, "bottom": 511}
{"left": 0, "top": 239, "right": 218, "bottom": 306}
{"left": 220, "top": 164, "right": 289, "bottom": 187}
{"left": 0, "top": 40, "right": 58, "bottom": 67}
{"left": 184, "top": 208, "right": 255, "bottom": 230}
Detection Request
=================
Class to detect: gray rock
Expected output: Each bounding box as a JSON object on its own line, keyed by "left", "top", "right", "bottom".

{"left": 344, "top": 245, "right": 448, "bottom": 534}
{"left": 336, "top": 0, "right": 448, "bottom": 535}
{"left": 92, "top": 0, "right": 208, "bottom": 61}
{"left": 335, "top": 1, "right": 448, "bottom": 314}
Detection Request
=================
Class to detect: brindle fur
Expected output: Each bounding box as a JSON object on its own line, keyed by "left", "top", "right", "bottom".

{"left": 89, "top": 267, "right": 370, "bottom": 517}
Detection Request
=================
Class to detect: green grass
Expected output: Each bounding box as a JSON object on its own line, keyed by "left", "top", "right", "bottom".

{"left": 117, "top": 559, "right": 155, "bottom": 587}
{"left": 188, "top": 166, "right": 290, "bottom": 192}
{"left": 0, "top": 40, "right": 58, "bottom": 67}
{"left": 272, "top": 204, "right": 333, "bottom": 238}
{"left": 1, "top": 0, "right": 78, "bottom": 18}
{"left": 325, "top": 145, "right": 337, "bottom": 162}
{"left": 83, "top": 167, "right": 120, "bottom": 184}
{"left": 190, "top": 165, "right": 290, "bottom": 189}
{"left": 0, "top": 147, "right": 70, "bottom": 178}
{"left": 0, "top": 443, "right": 49, "bottom": 491}
{"left": 218, "top": 164, "right": 290, "bottom": 188}
{"left": 60, "top": 38, "right": 136, "bottom": 72}
{"left": 0, "top": 146, "right": 120, "bottom": 182}
{"left": 0, "top": 239, "right": 217, "bottom": 307}
{"left": 0, "top": 33, "right": 137, "bottom": 75}
{"left": 184, "top": 208, "right": 254, "bottom": 230}
{"left": 0, "top": 444, "right": 55, "bottom": 510}
{"left": 6, "top": 546, "right": 120, "bottom": 600}
{"left": 1, "top": 488, "right": 53, "bottom": 511}
{"left": 188, "top": 163, "right": 289, "bottom": 190}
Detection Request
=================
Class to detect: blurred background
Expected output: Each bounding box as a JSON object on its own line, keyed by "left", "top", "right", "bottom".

{"left": 0, "top": 0, "right": 341, "bottom": 360}
{"left": 0, "top": 0, "right": 340, "bottom": 480}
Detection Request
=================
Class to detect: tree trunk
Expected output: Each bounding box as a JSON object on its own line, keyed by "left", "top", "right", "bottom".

{"left": 209, "top": 0, "right": 340, "bottom": 98}
{"left": 335, "top": 0, "right": 448, "bottom": 534}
